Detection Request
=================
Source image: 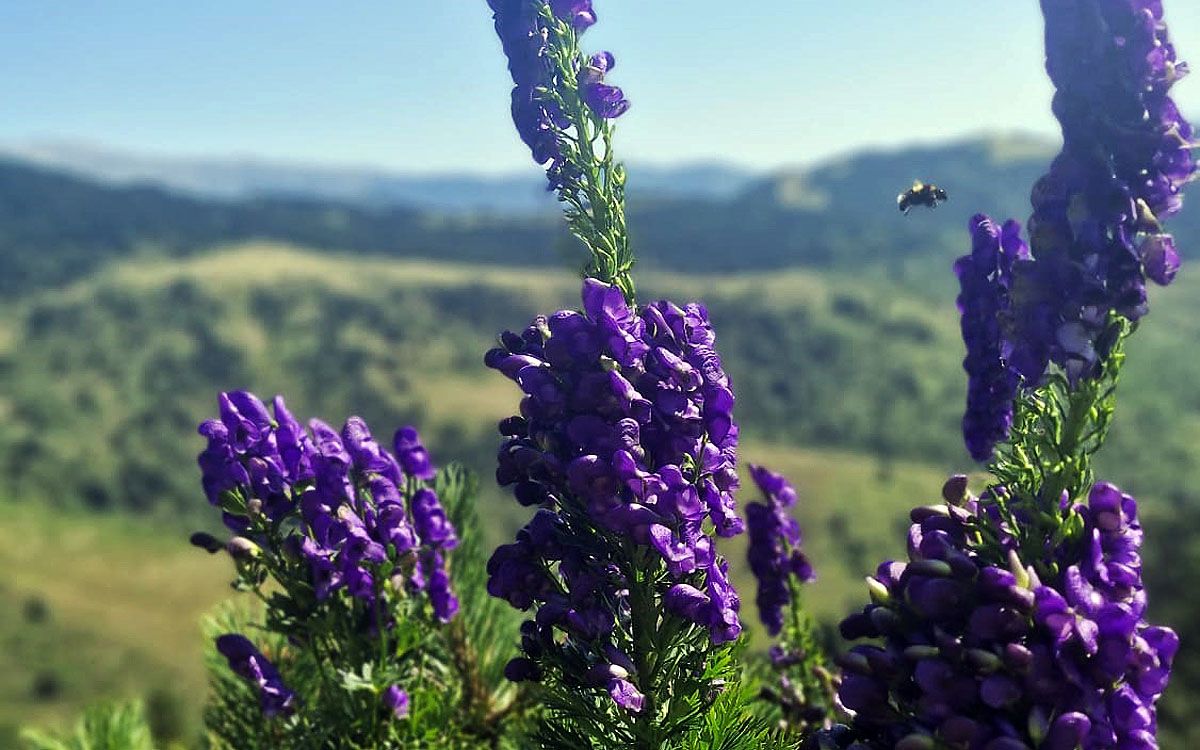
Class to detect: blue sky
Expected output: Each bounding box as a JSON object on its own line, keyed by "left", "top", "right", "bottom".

{"left": 2, "top": 1, "right": 1199, "bottom": 174}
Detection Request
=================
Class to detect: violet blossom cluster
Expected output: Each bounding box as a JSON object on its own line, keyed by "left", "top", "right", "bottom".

{"left": 215, "top": 634, "right": 297, "bottom": 718}
{"left": 955, "top": 0, "right": 1195, "bottom": 460}
{"left": 484, "top": 279, "right": 743, "bottom": 712}
{"left": 955, "top": 216, "right": 1028, "bottom": 462}
{"left": 487, "top": 0, "right": 628, "bottom": 186}
{"left": 1021, "top": 0, "right": 1196, "bottom": 376}
{"left": 825, "top": 477, "right": 1176, "bottom": 749}
{"left": 197, "top": 390, "right": 459, "bottom": 623}
{"left": 746, "top": 464, "right": 815, "bottom": 636}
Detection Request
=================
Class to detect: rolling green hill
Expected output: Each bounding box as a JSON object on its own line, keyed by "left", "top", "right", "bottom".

{"left": 0, "top": 134, "right": 1117, "bottom": 298}
{"left": 0, "top": 243, "right": 972, "bottom": 524}
{"left": 1, "top": 242, "right": 1195, "bottom": 518}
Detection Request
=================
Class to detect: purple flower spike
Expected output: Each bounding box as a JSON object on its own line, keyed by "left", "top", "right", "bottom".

{"left": 745, "top": 464, "right": 813, "bottom": 635}
{"left": 487, "top": 0, "right": 628, "bottom": 187}
{"left": 954, "top": 0, "right": 1197, "bottom": 400}
{"left": 955, "top": 215, "right": 1025, "bottom": 462}
{"left": 486, "top": 278, "right": 744, "bottom": 706}
{"left": 197, "top": 391, "right": 458, "bottom": 620}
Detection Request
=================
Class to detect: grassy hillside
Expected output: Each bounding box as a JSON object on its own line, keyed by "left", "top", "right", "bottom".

{"left": 0, "top": 243, "right": 972, "bottom": 525}
{"left": 0, "top": 505, "right": 230, "bottom": 746}
{"left": 2, "top": 242, "right": 1195, "bottom": 516}
{"left": 0, "top": 134, "right": 1104, "bottom": 298}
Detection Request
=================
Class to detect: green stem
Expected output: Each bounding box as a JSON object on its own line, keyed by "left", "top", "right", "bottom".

{"left": 627, "top": 553, "right": 661, "bottom": 749}
{"left": 541, "top": 11, "right": 636, "bottom": 303}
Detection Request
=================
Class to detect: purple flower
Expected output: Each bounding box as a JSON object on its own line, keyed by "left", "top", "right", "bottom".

{"left": 579, "top": 52, "right": 630, "bottom": 119}
{"left": 549, "top": 0, "right": 596, "bottom": 29}
{"left": 423, "top": 550, "right": 460, "bottom": 623}
{"left": 411, "top": 488, "right": 458, "bottom": 550}
{"left": 485, "top": 278, "right": 744, "bottom": 711}
{"left": 504, "top": 657, "right": 542, "bottom": 682}
{"left": 954, "top": 215, "right": 1026, "bottom": 462}
{"left": 745, "top": 464, "right": 814, "bottom": 635}
{"left": 607, "top": 678, "right": 645, "bottom": 713}
{"left": 828, "top": 478, "right": 1176, "bottom": 749}
{"left": 215, "top": 634, "right": 296, "bottom": 718}
{"left": 966, "top": 0, "right": 1198, "bottom": 391}
{"left": 382, "top": 685, "right": 410, "bottom": 720}
{"left": 196, "top": 392, "right": 458, "bottom": 620}
{"left": 393, "top": 426, "right": 436, "bottom": 480}
{"left": 487, "top": 0, "right": 628, "bottom": 188}
{"left": 1140, "top": 234, "right": 1181, "bottom": 286}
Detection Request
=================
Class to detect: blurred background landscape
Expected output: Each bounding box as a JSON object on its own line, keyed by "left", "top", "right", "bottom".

{"left": 3, "top": 1, "right": 1200, "bottom": 747}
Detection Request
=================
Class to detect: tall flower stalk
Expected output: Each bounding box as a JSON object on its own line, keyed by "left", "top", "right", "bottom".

{"left": 820, "top": 3, "right": 1194, "bottom": 749}
{"left": 482, "top": 3, "right": 790, "bottom": 748}
{"left": 959, "top": 0, "right": 1196, "bottom": 465}
{"left": 746, "top": 465, "right": 837, "bottom": 735}
{"left": 488, "top": 0, "right": 634, "bottom": 298}
{"left": 485, "top": 281, "right": 747, "bottom": 747}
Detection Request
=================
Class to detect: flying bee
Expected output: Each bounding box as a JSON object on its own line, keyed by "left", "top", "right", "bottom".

{"left": 897, "top": 180, "right": 948, "bottom": 215}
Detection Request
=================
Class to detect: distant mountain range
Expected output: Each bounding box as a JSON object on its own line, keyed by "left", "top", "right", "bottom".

{"left": 0, "top": 132, "right": 1108, "bottom": 298}
{"left": 0, "top": 141, "right": 759, "bottom": 214}
{"left": 10, "top": 131, "right": 1198, "bottom": 304}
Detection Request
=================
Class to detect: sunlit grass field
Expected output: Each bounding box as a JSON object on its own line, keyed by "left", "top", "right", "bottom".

{"left": 0, "top": 506, "right": 230, "bottom": 744}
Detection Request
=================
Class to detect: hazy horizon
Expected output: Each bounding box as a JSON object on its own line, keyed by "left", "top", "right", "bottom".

{"left": 1, "top": 128, "right": 1061, "bottom": 181}
{"left": 4, "top": 2, "right": 1198, "bottom": 175}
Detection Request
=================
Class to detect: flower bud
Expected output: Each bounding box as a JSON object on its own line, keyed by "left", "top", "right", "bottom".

{"left": 941, "top": 474, "right": 970, "bottom": 505}
{"left": 868, "top": 605, "right": 901, "bottom": 634}
{"left": 189, "top": 532, "right": 223, "bottom": 554}
{"left": 966, "top": 648, "right": 1002, "bottom": 673}
{"left": 836, "top": 651, "right": 871, "bottom": 675}
{"left": 1008, "top": 549, "right": 1030, "bottom": 589}
{"left": 902, "top": 645, "right": 941, "bottom": 661}
{"left": 908, "top": 559, "right": 953, "bottom": 578}
{"left": 226, "top": 537, "right": 261, "bottom": 561}
{"left": 895, "top": 733, "right": 935, "bottom": 750}
{"left": 866, "top": 576, "right": 891, "bottom": 605}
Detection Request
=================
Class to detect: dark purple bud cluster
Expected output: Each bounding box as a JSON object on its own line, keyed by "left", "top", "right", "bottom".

{"left": 746, "top": 464, "right": 815, "bottom": 636}
{"left": 955, "top": 215, "right": 1028, "bottom": 462}
{"left": 986, "top": 1, "right": 1194, "bottom": 390}
{"left": 487, "top": 0, "right": 627, "bottom": 187}
{"left": 485, "top": 279, "right": 743, "bottom": 712}
{"left": 197, "top": 391, "right": 459, "bottom": 623}
{"left": 215, "top": 634, "right": 297, "bottom": 718}
{"left": 953, "top": 1, "right": 1196, "bottom": 462}
{"left": 829, "top": 477, "right": 1176, "bottom": 749}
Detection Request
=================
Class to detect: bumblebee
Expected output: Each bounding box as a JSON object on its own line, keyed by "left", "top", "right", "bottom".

{"left": 897, "top": 180, "right": 948, "bottom": 215}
